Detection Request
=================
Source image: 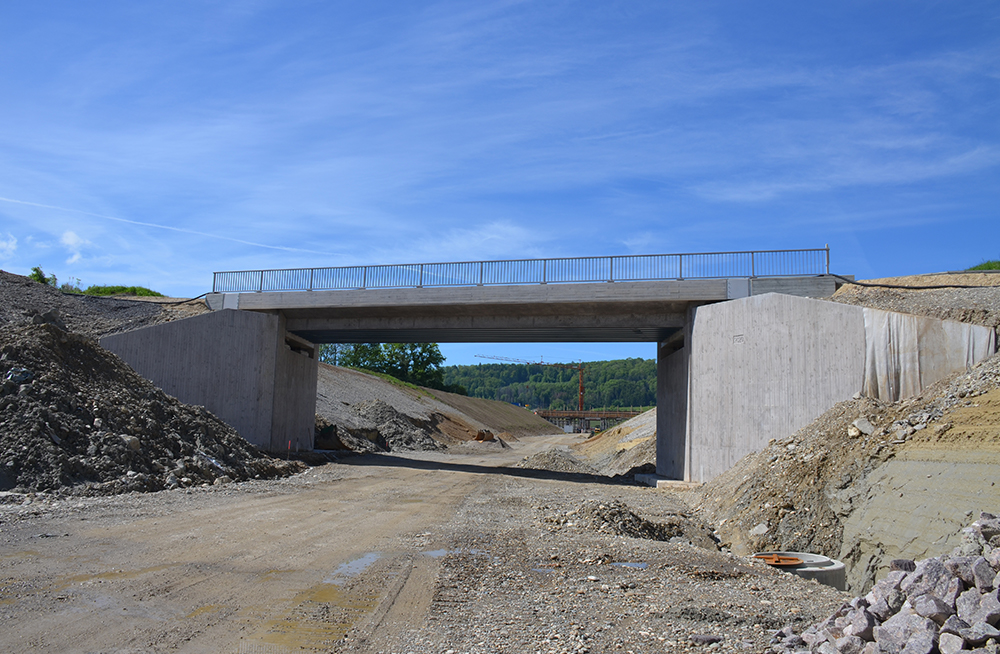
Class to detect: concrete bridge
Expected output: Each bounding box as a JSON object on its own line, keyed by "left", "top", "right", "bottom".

{"left": 101, "top": 248, "right": 870, "bottom": 482}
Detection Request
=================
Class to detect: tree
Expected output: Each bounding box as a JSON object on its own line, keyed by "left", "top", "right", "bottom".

{"left": 318, "top": 343, "right": 350, "bottom": 366}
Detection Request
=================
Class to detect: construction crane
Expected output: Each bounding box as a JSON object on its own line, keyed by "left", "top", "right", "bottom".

{"left": 475, "top": 354, "right": 586, "bottom": 411}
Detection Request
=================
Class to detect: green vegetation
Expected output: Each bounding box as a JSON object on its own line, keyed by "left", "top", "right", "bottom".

{"left": 441, "top": 358, "right": 656, "bottom": 410}
{"left": 968, "top": 260, "right": 1000, "bottom": 271}
{"left": 28, "top": 266, "right": 57, "bottom": 287}
{"left": 319, "top": 343, "right": 465, "bottom": 394}
{"left": 82, "top": 285, "right": 163, "bottom": 297}
{"left": 26, "top": 267, "right": 162, "bottom": 296}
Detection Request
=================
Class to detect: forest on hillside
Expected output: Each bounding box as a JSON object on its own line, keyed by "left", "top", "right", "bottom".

{"left": 440, "top": 358, "right": 656, "bottom": 410}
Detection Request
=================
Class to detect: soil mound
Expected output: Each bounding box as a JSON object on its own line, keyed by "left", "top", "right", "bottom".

{"left": 351, "top": 398, "right": 445, "bottom": 451}
{"left": 0, "top": 323, "right": 302, "bottom": 495}
{"left": 0, "top": 269, "right": 206, "bottom": 338}
{"left": 541, "top": 499, "right": 719, "bottom": 549}
{"left": 574, "top": 409, "right": 657, "bottom": 476}
{"left": 514, "top": 448, "right": 600, "bottom": 475}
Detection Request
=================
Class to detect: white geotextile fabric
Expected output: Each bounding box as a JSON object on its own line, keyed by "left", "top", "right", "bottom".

{"left": 862, "top": 308, "right": 997, "bottom": 401}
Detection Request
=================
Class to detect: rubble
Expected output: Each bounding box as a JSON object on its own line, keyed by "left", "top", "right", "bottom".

{"left": 350, "top": 398, "right": 445, "bottom": 451}
{"left": 0, "top": 322, "right": 302, "bottom": 496}
{"left": 772, "top": 513, "right": 1000, "bottom": 654}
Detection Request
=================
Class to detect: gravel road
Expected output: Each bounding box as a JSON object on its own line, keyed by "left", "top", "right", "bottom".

{"left": 0, "top": 435, "right": 847, "bottom": 654}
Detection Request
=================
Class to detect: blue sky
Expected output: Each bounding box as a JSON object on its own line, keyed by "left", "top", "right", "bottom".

{"left": 1, "top": 1, "right": 997, "bottom": 365}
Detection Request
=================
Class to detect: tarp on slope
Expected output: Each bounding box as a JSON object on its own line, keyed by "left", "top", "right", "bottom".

{"left": 862, "top": 308, "right": 997, "bottom": 401}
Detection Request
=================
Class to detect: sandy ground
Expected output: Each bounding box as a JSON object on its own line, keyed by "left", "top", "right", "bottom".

{"left": 0, "top": 433, "right": 847, "bottom": 654}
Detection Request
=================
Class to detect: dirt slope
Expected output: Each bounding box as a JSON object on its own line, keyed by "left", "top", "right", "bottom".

{"left": 314, "top": 362, "right": 560, "bottom": 452}
{"left": 574, "top": 408, "right": 657, "bottom": 476}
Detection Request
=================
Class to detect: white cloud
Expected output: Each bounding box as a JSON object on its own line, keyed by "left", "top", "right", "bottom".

{"left": 0, "top": 232, "right": 16, "bottom": 259}
{"left": 60, "top": 230, "right": 91, "bottom": 264}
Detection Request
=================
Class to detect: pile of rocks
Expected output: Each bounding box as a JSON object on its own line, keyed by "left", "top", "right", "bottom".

{"left": 543, "top": 499, "right": 720, "bottom": 549}
{"left": 773, "top": 513, "right": 1000, "bottom": 654}
{"left": 350, "top": 398, "right": 444, "bottom": 451}
{"left": 0, "top": 323, "right": 302, "bottom": 496}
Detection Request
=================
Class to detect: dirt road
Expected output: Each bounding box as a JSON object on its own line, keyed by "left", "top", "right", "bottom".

{"left": 1, "top": 434, "right": 845, "bottom": 654}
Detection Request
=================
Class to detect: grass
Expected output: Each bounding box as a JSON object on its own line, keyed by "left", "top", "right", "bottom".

{"left": 968, "top": 260, "right": 1000, "bottom": 271}
{"left": 82, "top": 285, "right": 163, "bottom": 297}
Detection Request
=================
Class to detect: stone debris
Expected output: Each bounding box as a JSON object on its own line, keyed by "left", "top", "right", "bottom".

{"left": 771, "top": 512, "right": 1000, "bottom": 654}
{"left": 350, "top": 398, "right": 445, "bottom": 451}
{"left": 514, "top": 448, "right": 601, "bottom": 475}
{"left": 0, "top": 322, "right": 303, "bottom": 496}
{"left": 542, "top": 499, "right": 720, "bottom": 549}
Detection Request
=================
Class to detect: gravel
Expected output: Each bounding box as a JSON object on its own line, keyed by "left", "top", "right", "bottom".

{"left": 829, "top": 273, "right": 1000, "bottom": 329}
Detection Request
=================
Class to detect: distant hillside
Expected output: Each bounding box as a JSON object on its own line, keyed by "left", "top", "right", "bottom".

{"left": 440, "top": 358, "right": 656, "bottom": 410}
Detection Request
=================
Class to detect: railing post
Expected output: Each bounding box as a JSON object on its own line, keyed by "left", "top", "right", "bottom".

{"left": 308, "top": 269, "right": 314, "bottom": 291}
{"left": 258, "top": 271, "right": 264, "bottom": 292}
{"left": 419, "top": 264, "right": 424, "bottom": 288}
{"left": 362, "top": 267, "right": 367, "bottom": 290}
{"left": 479, "top": 261, "right": 484, "bottom": 286}
{"left": 751, "top": 251, "right": 756, "bottom": 278}
{"left": 825, "top": 244, "right": 830, "bottom": 275}
{"left": 678, "top": 254, "right": 683, "bottom": 280}
{"left": 608, "top": 256, "right": 614, "bottom": 283}
{"left": 542, "top": 259, "right": 547, "bottom": 284}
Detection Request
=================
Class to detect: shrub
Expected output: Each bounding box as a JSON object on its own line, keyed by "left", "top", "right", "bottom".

{"left": 28, "top": 266, "right": 57, "bottom": 287}
{"left": 968, "top": 260, "right": 1000, "bottom": 271}
{"left": 83, "top": 285, "right": 163, "bottom": 297}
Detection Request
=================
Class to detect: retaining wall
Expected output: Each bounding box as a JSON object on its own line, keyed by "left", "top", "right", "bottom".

{"left": 100, "top": 310, "right": 318, "bottom": 452}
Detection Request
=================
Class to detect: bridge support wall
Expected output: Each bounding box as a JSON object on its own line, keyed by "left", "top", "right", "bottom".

{"left": 100, "top": 310, "right": 318, "bottom": 453}
{"left": 680, "top": 293, "right": 996, "bottom": 483}
{"left": 655, "top": 325, "right": 690, "bottom": 480}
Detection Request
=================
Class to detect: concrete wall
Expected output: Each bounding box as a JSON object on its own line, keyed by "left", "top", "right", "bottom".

{"left": 686, "top": 294, "right": 867, "bottom": 482}
{"left": 100, "top": 310, "right": 317, "bottom": 452}
{"left": 655, "top": 341, "right": 689, "bottom": 479}
{"left": 680, "top": 294, "right": 996, "bottom": 483}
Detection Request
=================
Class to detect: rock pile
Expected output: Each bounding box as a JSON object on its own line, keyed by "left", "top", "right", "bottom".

{"left": 0, "top": 323, "right": 302, "bottom": 495}
{"left": 773, "top": 512, "right": 1000, "bottom": 654}
{"left": 350, "top": 398, "right": 444, "bottom": 451}
{"left": 543, "top": 499, "right": 720, "bottom": 549}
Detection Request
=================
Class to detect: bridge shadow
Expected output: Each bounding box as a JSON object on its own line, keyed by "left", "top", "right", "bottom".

{"left": 335, "top": 452, "right": 640, "bottom": 487}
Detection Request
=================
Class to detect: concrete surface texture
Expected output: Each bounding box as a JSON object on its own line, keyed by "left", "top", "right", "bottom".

{"left": 682, "top": 293, "right": 997, "bottom": 483}
{"left": 205, "top": 275, "right": 839, "bottom": 343}
{"left": 100, "top": 309, "right": 318, "bottom": 453}
{"left": 685, "top": 294, "right": 867, "bottom": 483}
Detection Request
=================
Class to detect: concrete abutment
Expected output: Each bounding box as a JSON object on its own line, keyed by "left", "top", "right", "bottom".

{"left": 100, "top": 309, "right": 318, "bottom": 453}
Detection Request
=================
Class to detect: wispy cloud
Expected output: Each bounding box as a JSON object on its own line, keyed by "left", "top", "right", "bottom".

{"left": 60, "top": 230, "right": 89, "bottom": 264}
{"left": 0, "top": 196, "right": 338, "bottom": 256}
{"left": 0, "top": 233, "right": 16, "bottom": 259}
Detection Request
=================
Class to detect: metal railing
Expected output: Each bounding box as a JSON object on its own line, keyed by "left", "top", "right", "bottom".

{"left": 212, "top": 247, "right": 830, "bottom": 293}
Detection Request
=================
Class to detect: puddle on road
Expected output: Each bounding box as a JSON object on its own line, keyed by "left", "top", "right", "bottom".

{"left": 51, "top": 563, "right": 176, "bottom": 592}
{"left": 421, "top": 548, "right": 487, "bottom": 559}
{"left": 185, "top": 603, "right": 225, "bottom": 619}
{"left": 325, "top": 552, "right": 382, "bottom": 585}
{"left": 247, "top": 581, "right": 376, "bottom": 651}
